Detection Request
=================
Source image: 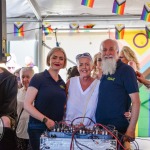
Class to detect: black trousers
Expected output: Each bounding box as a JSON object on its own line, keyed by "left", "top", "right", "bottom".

{"left": 0, "top": 127, "right": 17, "bottom": 150}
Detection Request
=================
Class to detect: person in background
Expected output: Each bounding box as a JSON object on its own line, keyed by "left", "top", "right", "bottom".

{"left": 65, "top": 53, "right": 100, "bottom": 126}
{"left": 0, "top": 65, "right": 18, "bottom": 150}
{"left": 136, "top": 71, "right": 150, "bottom": 88}
{"left": 6, "top": 53, "right": 19, "bottom": 74}
{"left": 66, "top": 65, "right": 79, "bottom": 80}
{"left": 16, "top": 67, "right": 34, "bottom": 150}
{"left": 6, "top": 59, "right": 16, "bottom": 73}
{"left": 24, "top": 47, "right": 67, "bottom": 150}
{"left": 95, "top": 39, "right": 140, "bottom": 150}
{"left": 119, "top": 46, "right": 140, "bottom": 71}
{"left": 91, "top": 52, "right": 102, "bottom": 79}
{"left": 14, "top": 68, "right": 23, "bottom": 89}
{"left": 25, "top": 56, "right": 39, "bottom": 73}
{"left": 120, "top": 46, "right": 140, "bottom": 119}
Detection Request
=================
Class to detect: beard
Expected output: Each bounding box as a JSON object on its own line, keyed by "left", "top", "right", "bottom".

{"left": 101, "top": 56, "right": 117, "bottom": 75}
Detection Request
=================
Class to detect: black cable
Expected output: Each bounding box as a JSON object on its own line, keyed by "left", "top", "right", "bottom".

{"left": 74, "top": 137, "right": 93, "bottom": 150}
{"left": 71, "top": 116, "right": 96, "bottom": 126}
{"left": 54, "top": 28, "right": 59, "bottom": 47}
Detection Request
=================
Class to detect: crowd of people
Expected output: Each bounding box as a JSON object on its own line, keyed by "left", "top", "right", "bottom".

{"left": 0, "top": 38, "right": 150, "bottom": 150}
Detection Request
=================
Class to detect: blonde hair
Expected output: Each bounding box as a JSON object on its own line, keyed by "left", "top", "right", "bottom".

{"left": 93, "top": 52, "right": 101, "bottom": 73}
{"left": 46, "top": 47, "right": 67, "bottom": 68}
{"left": 120, "top": 46, "right": 140, "bottom": 70}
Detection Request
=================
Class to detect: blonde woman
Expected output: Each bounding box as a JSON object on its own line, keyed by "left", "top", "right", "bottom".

{"left": 91, "top": 52, "right": 102, "bottom": 79}
{"left": 119, "top": 46, "right": 140, "bottom": 71}
{"left": 24, "top": 47, "right": 67, "bottom": 150}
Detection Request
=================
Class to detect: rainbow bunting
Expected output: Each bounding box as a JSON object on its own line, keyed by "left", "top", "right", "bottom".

{"left": 145, "top": 25, "right": 150, "bottom": 39}
{"left": 14, "top": 22, "right": 24, "bottom": 37}
{"left": 141, "top": 3, "right": 150, "bottom": 22}
{"left": 112, "top": 0, "right": 126, "bottom": 15}
{"left": 42, "top": 25, "right": 53, "bottom": 36}
{"left": 81, "top": 0, "right": 95, "bottom": 8}
{"left": 115, "top": 24, "right": 125, "bottom": 39}
{"left": 83, "top": 24, "right": 95, "bottom": 28}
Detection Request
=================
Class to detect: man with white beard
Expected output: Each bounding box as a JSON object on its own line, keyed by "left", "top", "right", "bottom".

{"left": 95, "top": 39, "right": 140, "bottom": 150}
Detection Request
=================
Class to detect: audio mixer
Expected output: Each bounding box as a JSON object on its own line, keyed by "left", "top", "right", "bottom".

{"left": 40, "top": 125, "right": 117, "bottom": 150}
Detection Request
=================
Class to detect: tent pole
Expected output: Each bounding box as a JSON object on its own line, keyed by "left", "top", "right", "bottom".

{"left": 37, "top": 22, "right": 44, "bottom": 72}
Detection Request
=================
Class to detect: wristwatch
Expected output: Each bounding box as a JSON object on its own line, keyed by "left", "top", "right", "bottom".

{"left": 42, "top": 117, "right": 48, "bottom": 124}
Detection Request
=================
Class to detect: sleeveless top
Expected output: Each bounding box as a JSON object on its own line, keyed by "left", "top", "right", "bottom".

{"left": 65, "top": 76, "right": 100, "bottom": 126}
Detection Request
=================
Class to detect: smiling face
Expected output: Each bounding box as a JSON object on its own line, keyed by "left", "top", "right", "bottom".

{"left": 49, "top": 50, "right": 65, "bottom": 71}
{"left": 20, "top": 68, "right": 34, "bottom": 90}
{"left": 119, "top": 52, "right": 128, "bottom": 64}
{"left": 100, "top": 39, "right": 119, "bottom": 75}
{"left": 77, "top": 57, "right": 93, "bottom": 78}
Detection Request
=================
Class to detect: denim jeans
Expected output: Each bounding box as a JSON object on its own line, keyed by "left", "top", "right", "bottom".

{"left": 28, "top": 122, "right": 47, "bottom": 150}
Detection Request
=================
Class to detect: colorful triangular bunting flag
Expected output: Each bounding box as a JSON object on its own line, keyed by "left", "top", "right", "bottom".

{"left": 141, "top": 2, "right": 150, "bottom": 22}
{"left": 14, "top": 22, "right": 24, "bottom": 37}
{"left": 81, "top": 0, "right": 95, "bottom": 8}
{"left": 115, "top": 24, "right": 125, "bottom": 39}
{"left": 145, "top": 24, "right": 150, "bottom": 38}
{"left": 112, "top": 0, "right": 126, "bottom": 15}
{"left": 42, "top": 22, "right": 53, "bottom": 36}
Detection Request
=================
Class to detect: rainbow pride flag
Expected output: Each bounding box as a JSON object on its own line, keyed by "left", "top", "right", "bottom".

{"left": 14, "top": 22, "right": 24, "bottom": 37}
{"left": 145, "top": 25, "right": 150, "bottom": 39}
{"left": 81, "top": 0, "right": 95, "bottom": 8}
{"left": 115, "top": 24, "right": 125, "bottom": 39}
{"left": 112, "top": 0, "right": 126, "bottom": 15}
{"left": 42, "top": 25, "right": 53, "bottom": 36}
{"left": 141, "top": 3, "right": 150, "bottom": 22}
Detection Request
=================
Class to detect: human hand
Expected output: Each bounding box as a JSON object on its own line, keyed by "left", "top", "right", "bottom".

{"left": 136, "top": 71, "right": 149, "bottom": 86}
{"left": 128, "top": 61, "right": 137, "bottom": 71}
{"left": 45, "top": 118, "right": 55, "bottom": 129}
{"left": 124, "top": 129, "right": 135, "bottom": 142}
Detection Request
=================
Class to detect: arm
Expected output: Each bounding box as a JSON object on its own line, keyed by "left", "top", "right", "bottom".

{"left": 125, "top": 92, "right": 140, "bottom": 141}
{"left": 24, "top": 86, "right": 55, "bottom": 129}
{"left": 1, "top": 75, "right": 17, "bottom": 128}
{"left": 66, "top": 79, "right": 70, "bottom": 95}
{"left": 136, "top": 71, "right": 150, "bottom": 87}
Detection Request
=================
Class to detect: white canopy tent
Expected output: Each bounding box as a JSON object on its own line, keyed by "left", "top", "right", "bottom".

{"left": 5, "top": 0, "right": 150, "bottom": 71}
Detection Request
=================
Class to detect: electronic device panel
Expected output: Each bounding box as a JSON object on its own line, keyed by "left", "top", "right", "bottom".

{"left": 40, "top": 137, "right": 117, "bottom": 150}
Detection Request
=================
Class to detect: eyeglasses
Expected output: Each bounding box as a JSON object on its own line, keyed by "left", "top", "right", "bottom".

{"left": 8, "top": 67, "right": 15, "bottom": 70}
{"left": 97, "top": 58, "right": 102, "bottom": 62}
{"left": 76, "top": 53, "right": 92, "bottom": 61}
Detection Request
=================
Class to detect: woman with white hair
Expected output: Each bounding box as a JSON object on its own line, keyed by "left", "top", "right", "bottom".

{"left": 65, "top": 53, "right": 100, "bottom": 126}
{"left": 16, "top": 67, "right": 34, "bottom": 150}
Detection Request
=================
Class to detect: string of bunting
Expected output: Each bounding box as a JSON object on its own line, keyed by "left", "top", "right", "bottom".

{"left": 112, "top": 0, "right": 126, "bottom": 15}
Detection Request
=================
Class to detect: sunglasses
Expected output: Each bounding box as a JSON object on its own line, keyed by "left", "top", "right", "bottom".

{"left": 76, "top": 53, "right": 92, "bottom": 61}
